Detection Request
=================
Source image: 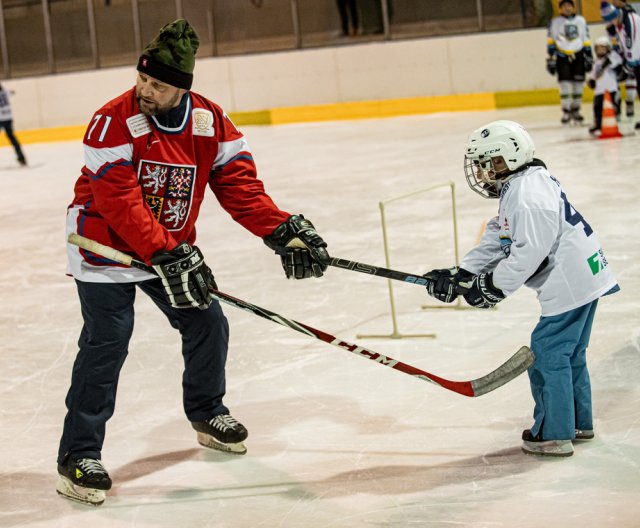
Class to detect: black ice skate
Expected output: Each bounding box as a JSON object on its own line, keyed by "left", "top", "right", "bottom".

{"left": 625, "top": 102, "right": 634, "bottom": 120}
{"left": 192, "top": 414, "right": 248, "bottom": 454}
{"left": 521, "top": 429, "right": 573, "bottom": 457}
{"left": 571, "top": 109, "right": 584, "bottom": 125}
{"left": 561, "top": 110, "right": 572, "bottom": 125}
{"left": 56, "top": 457, "right": 112, "bottom": 506}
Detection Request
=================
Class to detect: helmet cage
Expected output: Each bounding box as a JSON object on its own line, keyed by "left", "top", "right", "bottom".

{"left": 464, "top": 155, "right": 504, "bottom": 199}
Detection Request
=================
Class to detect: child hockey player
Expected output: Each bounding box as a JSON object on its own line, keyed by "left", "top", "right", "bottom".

{"left": 423, "top": 120, "right": 619, "bottom": 457}
{"left": 546, "top": 0, "right": 593, "bottom": 125}
{"left": 587, "top": 36, "right": 623, "bottom": 136}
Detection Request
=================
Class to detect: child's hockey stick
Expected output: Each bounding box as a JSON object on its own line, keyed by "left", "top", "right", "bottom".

{"left": 329, "top": 257, "right": 469, "bottom": 293}
{"left": 67, "top": 234, "right": 533, "bottom": 397}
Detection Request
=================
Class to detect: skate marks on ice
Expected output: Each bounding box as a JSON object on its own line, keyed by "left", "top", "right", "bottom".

{"left": 111, "top": 394, "right": 539, "bottom": 503}
{"left": 61, "top": 446, "right": 538, "bottom": 507}
{"left": 589, "top": 342, "right": 640, "bottom": 473}
{"left": 108, "top": 448, "right": 202, "bottom": 493}
{"left": 0, "top": 471, "right": 73, "bottom": 527}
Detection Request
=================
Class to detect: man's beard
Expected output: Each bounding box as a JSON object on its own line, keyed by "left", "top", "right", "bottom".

{"left": 136, "top": 90, "right": 181, "bottom": 117}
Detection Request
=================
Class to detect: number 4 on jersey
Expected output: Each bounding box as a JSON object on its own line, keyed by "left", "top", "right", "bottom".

{"left": 561, "top": 191, "right": 593, "bottom": 236}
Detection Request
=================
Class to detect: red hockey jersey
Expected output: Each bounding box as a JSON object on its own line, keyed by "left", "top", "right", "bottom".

{"left": 66, "top": 87, "right": 289, "bottom": 283}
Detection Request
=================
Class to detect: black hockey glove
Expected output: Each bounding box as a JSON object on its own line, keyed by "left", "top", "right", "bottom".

{"left": 460, "top": 272, "right": 505, "bottom": 309}
{"left": 615, "top": 64, "right": 626, "bottom": 82}
{"left": 423, "top": 266, "right": 473, "bottom": 303}
{"left": 584, "top": 52, "right": 593, "bottom": 72}
{"left": 546, "top": 56, "right": 557, "bottom": 76}
{"left": 587, "top": 78, "right": 596, "bottom": 90}
{"left": 263, "top": 214, "right": 330, "bottom": 279}
{"left": 151, "top": 242, "right": 217, "bottom": 310}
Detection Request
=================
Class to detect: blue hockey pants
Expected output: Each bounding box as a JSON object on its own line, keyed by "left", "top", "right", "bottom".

{"left": 528, "top": 299, "right": 598, "bottom": 441}
{"left": 57, "top": 278, "right": 229, "bottom": 464}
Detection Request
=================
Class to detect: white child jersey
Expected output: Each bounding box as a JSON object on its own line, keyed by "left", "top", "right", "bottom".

{"left": 589, "top": 50, "right": 623, "bottom": 95}
{"left": 0, "top": 88, "right": 13, "bottom": 121}
{"left": 461, "top": 164, "right": 617, "bottom": 317}
{"left": 547, "top": 14, "right": 590, "bottom": 56}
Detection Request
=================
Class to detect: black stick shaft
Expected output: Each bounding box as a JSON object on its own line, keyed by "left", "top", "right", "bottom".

{"left": 329, "top": 257, "right": 429, "bottom": 285}
{"left": 329, "top": 256, "right": 469, "bottom": 293}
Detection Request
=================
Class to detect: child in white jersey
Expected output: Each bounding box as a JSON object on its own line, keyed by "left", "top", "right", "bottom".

{"left": 587, "top": 36, "right": 623, "bottom": 135}
{"left": 423, "top": 120, "right": 619, "bottom": 457}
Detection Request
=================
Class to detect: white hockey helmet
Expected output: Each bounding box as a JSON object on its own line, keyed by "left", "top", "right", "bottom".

{"left": 464, "top": 120, "right": 535, "bottom": 199}
{"left": 594, "top": 35, "right": 612, "bottom": 49}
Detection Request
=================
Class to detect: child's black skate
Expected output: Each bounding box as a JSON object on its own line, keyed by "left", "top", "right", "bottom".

{"left": 56, "top": 457, "right": 112, "bottom": 506}
{"left": 192, "top": 413, "right": 248, "bottom": 454}
{"left": 561, "top": 110, "right": 572, "bottom": 125}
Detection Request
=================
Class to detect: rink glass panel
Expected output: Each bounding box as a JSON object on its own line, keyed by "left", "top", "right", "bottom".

{"left": 2, "top": 1, "right": 49, "bottom": 78}
{"left": 50, "top": 0, "right": 94, "bottom": 74}
{"left": 0, "top": 0, "right": 546, "bottom": 79}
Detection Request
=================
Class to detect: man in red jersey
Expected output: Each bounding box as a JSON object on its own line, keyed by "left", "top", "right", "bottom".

{"left": 58, "top": 19, "right": 329, "bottom": 506}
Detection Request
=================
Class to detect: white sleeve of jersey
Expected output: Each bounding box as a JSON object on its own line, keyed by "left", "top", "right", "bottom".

{"left": 460, "top": 216, "right": 505, "bottom": 274}
{"left": 212, "top": 136, "right": 250, "bottom": 171}
{"left": 548, "top": 17, "right": 561, "bottom": 45}
{"left": 84, "top": 143, "right": 133, "bottom": 174}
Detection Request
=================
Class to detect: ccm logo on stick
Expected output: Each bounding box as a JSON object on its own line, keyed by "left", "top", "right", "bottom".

{"left": 331, "top": 339, "right": 399, "bottom": 366}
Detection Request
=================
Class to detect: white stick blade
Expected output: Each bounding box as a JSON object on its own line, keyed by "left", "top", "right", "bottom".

{"left": 470, "top": 346, "right": 534, "bottom": 396}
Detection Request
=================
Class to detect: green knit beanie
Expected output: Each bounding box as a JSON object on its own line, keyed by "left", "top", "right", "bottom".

{"left": 137, "top": 19, "right": 199, "bottom": 90}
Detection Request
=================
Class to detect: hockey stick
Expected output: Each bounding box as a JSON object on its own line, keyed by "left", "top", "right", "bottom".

{"left": 67, "top": 234, "right": 533, "bottom": 397}
{"left": 330, "top": 257, "right": 430, "bottom": 285}
{"left": 329, "top": 257, "right": 469, "bottom": 293}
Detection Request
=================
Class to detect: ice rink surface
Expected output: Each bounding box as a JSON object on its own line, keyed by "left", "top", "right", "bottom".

{"left": 1, "top": 105, "right": 639, "bottom": 528}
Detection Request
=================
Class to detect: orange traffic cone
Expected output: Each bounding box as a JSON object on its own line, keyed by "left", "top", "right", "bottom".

{"left": 599, "top": 90, "right": 622, "bottom": 139}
